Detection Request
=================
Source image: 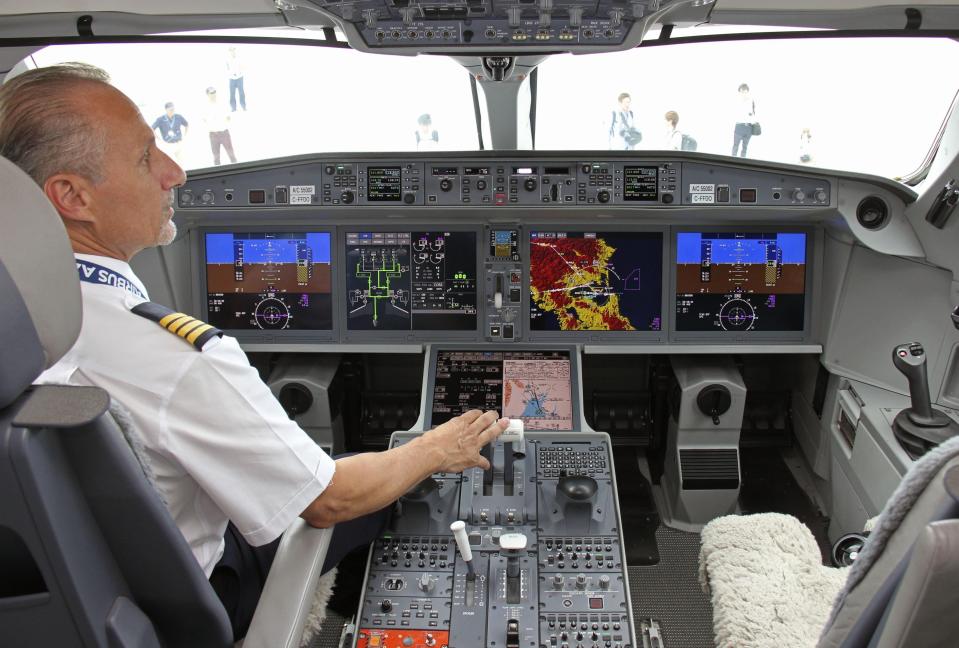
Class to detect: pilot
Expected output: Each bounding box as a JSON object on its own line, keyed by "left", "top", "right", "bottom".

{"left": 0, "top": 63, "right": 509, "bottom": 640}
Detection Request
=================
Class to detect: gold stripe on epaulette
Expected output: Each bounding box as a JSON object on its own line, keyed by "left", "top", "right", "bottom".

{"left": 186, "top": 324, "right": 214, "bottom": 344}
{"left": 159, "top": 312, "right": 188, "bottom": 328}
{"left": 177, "top": 320, "right": 206, "bottom": 338}
{"left": 169, "top": 317, "right": 197, "bottom": 334}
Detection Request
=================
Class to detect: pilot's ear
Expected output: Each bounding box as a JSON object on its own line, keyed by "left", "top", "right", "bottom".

{"left": 43, "top": 173, "right": 96, "bottom": 223}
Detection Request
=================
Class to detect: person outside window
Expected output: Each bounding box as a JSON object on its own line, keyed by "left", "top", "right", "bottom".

{"left": 415, "top": 113, "right": 439, "bottom": 150}
{"left": 226, "top": 47, "right": 246, "bottom": 112}
{"left": 799, "top": 127, "right": 814, "bottom": 164}
{"left": 731, "top": 83, "right": 758, "bottom": 157}
{"left": 608, "top": 92, "right": 640, "bottom": 151}
{"left": 151, "top": 101, "right": 189, "bottom": 163}
{"left": 664, "top": 110, "right": 682, "bottom": 150}
{"left": 202, "top": 87, "right": 237, "bottom": 166}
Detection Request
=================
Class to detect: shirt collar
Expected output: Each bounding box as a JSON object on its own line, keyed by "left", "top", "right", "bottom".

{"left": 75, "top": 253, "right": 150, "bottom": 301}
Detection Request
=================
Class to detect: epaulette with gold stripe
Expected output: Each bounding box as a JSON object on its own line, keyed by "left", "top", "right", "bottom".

{"left": 130, "top": 302, "right": 222, "bottom": 351}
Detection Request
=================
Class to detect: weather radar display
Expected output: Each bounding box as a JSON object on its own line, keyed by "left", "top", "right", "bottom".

{"left": 675, "top": 232, "right": 807, "bottom": 332}
{"left": 529, "top": 231, "right": 663, "bottom": 331}
{"left": 205, "top": 232, "right": 332, "bottom": 331}
{"left": 431, "top": 351, "right": 573, "bottom": 431}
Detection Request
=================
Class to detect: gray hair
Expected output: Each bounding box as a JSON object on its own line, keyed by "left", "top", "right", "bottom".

{"left": 0, "top": 62, "right": 111, "bottom": 186}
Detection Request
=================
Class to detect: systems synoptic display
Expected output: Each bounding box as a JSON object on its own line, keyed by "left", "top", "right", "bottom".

{"left": 675, "top": 231, "right": 807, "bottom": 332}
{"left": 205, "top": 232, "right": 332, "bottom": 330}
{"left": 529, "top": 231, "right": 663, "bottom": 332}
{"left": 431, "top": 350, "right": 573, "bottom": 430}
{"left": 345, "top": 231, "right": 477, "bottom": 330}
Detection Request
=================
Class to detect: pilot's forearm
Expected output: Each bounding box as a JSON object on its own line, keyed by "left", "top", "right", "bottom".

{"left": 301, "top": 435, "right": 443, "bottom": 527}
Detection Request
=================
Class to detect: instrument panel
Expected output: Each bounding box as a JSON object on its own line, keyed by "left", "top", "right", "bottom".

{"left": 182, "top": 155, "right": 832, "bottom": 347}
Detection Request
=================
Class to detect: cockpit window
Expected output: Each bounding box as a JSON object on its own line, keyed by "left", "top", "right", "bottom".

{"left": 534, "top": 36, "right": 959, "bottom": 180}
{"left": 27, "top": 42, "right": 479, "bottom": 169}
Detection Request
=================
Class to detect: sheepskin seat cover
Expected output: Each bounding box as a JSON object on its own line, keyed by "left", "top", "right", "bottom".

{"left": 699, "top": 513, "right": 848, "bottom": 648}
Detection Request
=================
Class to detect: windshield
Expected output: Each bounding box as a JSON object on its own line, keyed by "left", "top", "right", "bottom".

{"left": 535, "top": 35, "right": 959, "bottom": 179}
{"left": 28, "top": 42, "right": 479, "bottom": 170}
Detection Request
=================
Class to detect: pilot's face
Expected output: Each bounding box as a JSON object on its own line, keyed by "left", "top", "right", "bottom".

{"left": 81, "top": 85, "right": 186, "bottom": 259}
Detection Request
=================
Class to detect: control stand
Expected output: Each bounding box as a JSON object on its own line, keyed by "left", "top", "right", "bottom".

{"left": 892, "top": 342, "right": 959, "bottom": 459}
{"left": 354, "top": 423, "right": 637, "bottom": 648}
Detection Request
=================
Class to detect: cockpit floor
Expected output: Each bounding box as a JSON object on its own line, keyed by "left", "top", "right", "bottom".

{"left": 629, "top": 525, "right": 714, "bottom": 648}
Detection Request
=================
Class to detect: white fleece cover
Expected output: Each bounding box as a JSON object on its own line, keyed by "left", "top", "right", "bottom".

{"left": 699, "top": 513, "right": 848, "bottom": 648}
{"left": 299, "top": 567, "right": 338, "bottom": 647}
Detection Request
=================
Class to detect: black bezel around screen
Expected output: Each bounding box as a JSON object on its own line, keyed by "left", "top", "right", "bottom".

{"left": 195, "top": 226, "right": 337, "bottom": 342}
{"left": 669, "top": 225, "right": 815, "bottom": 342}
{"left": 525, "top": 225, "right": 668, "bottom": 342}
{"left": 340, "top": 225, "right": 482, "bottom": 342}
{"left": 424, "top": 344, "right": 581, "bottom": 431}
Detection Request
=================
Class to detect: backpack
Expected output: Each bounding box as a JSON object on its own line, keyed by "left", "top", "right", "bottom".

{"left": 680, "top": 134, "right": 697, "bottom": 152}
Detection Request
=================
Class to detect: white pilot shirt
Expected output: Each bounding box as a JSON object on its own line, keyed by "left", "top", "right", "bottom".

{"left": 38, "top": 253, "right": 336, "bottom": 577}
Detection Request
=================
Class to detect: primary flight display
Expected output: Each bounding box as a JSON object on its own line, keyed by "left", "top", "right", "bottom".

{"left": 674, "top": 231, "right": 807, "bottom": 332}
{"left": 204, "top": 231, "right": 333, "bottom": 331}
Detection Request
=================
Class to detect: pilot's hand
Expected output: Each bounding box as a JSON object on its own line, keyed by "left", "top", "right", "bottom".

{"left": 423, "top": 409, "right": 509, "bottom": 473}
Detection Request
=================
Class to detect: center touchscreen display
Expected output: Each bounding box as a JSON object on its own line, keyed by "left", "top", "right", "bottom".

{"left": 431, "top": 350, "right": 573, "bottom": 431}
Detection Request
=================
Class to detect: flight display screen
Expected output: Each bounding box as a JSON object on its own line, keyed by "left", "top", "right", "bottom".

{"left": 675, "top": 231, "right": 807, "bottom": 332}
{"left": 431, "top": 350, "right": 573, "bottom": 430}
{"left": 345, "top": 231, "right": 477, "bottom": 331}
{"left": 205, "top": 232, "right": 332, "bottom": 330}
{"left": 529, "top": 231, "right": 663, "bottom": 331}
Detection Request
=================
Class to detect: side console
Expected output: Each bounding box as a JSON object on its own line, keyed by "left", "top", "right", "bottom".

{"left": 354, "top": 428, "right": 636, "bottom": 648}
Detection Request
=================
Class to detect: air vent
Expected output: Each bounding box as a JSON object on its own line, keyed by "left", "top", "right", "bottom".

{"left": 857, "top": 196, "right": 889, "bottom": 230}
{"left": 679, "top": 449, "right": 739, "bottom": 490}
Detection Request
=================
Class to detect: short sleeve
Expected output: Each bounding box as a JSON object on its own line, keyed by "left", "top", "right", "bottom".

{"left": 151, "top": 117, "right": 161, "bottom": 130}
{"left": 162, "top": 336, "right": 336, "bottom": 546}
{"left": 179, "top": 115, "right": 189, "bottom": 127}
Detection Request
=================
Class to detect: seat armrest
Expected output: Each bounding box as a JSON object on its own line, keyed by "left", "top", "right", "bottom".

{"left": 242, "top": 519, "right": 334, "bottom": 648}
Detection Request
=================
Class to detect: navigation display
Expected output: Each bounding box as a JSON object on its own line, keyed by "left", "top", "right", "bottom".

{"left": 345, "top": 231, "right": 477, "bottom": 331}
{"left": 205, "top": 232, "right": 332, "bottom": 330}
{"left": 529, "top": 231, "right": 663, "bottom": 331}
{"left": 675, "top": 231, "right": 807, "bottom": 332}
{"left": 431, "top": 350, "right": 573, "bottom": 430}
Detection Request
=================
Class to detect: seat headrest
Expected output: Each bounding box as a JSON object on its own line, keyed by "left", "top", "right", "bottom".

{"left": 0, "top": 155, "right": 81, "bottom": 370}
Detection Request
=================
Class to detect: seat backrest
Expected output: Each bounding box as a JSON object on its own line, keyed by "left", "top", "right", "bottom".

{"left": 0, "top": 154, "right": 232, "bottom": 647}
{"left": 819, "top": 436, "right": 959, "bottom": 648}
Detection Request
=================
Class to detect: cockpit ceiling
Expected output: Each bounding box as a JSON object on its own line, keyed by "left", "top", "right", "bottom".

{"left": 1, "top": 0, "right": 957, "bottom": 57}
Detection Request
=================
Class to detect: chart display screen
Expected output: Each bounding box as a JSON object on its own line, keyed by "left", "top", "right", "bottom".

{"left": 205, "top": 232, "right": 332, "bottom": 330}
{"left": 675, "top": 231, "right": 807, "bottom": 332}
{"left": 529, "top": 231, "right": 663, "bottom": 331}
{"left": 345, "top": 231, "right": 477, "bottom": 331}
{"left": 431, "top": 350, "right": 573, "bottom": 430}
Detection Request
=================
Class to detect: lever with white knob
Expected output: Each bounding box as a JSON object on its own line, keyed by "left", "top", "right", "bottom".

{"left": 450, "top": 520, "right": 475, "bottom": 581}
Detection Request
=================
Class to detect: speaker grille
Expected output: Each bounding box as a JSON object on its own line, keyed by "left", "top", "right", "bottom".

{"left": 680, "top": 449, "right": 739, "bottom": 490}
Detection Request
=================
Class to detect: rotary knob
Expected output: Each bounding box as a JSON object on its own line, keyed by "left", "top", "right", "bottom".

{"left": 439, "top": 178, "right": 453, "bottom": 192}
{"left": 403, "top": 192, "right": 416, "bottom": 204}
{"left": 341, "top": 190, "right": 355, "bottom": 204}
{"left": 792, "top": 188, "right": 806, "bottom": 202}
{"left": 476, "top": 179, "right": 487, "bottom": 190}
{"left": 575, "top": 573, "right": 587, "bottom": 589}
{"left": 380, "top": 599, "right": 393, "bottom": 613}
{"left": 597, "top": 189, "right": 610, "bottom": 204}
{"left": 418, "top": 573, "right": 436, "bottom": 593}
{"left": 179, "top": 190, "right": 194, "bottom": 206}
{"left": 814, "top": 189, "right": 828, "bottom": 203}
{"left": 553, "top": 574, "right": 564, "bottom": 590}
{"left": 599, "top": 575, "right": 611, "bottom": 589}
{"left": 523, "top": 177, "right": 537, "bottom": 192}
{"left": 199, "top": 190, "right": 215, "bottom": 204}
